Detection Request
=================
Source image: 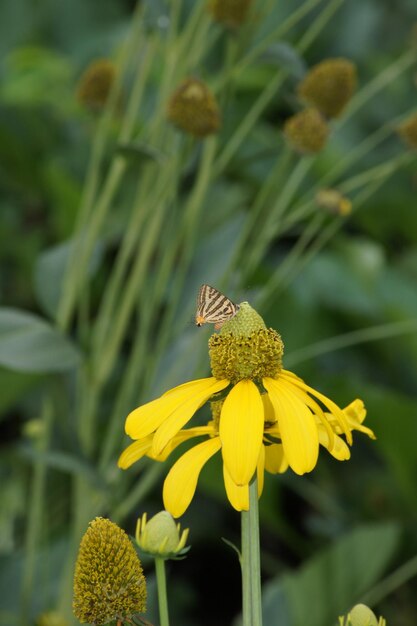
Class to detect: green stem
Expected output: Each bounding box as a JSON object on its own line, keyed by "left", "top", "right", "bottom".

{"left": 20, "top": 397, "right": 53, "bottom": 623}
{"left": 241, "top": 477, "right": 263, "bottom": 626}
{"left": 155, "top": 557, "right": 170, "bottom": 626}
{"left": 296, "top": 0, "right": 345, "bottom": 54}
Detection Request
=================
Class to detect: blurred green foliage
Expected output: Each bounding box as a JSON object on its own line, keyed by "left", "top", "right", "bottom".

{"left": 1, "top": 1, "right": 417, "bottom": 625}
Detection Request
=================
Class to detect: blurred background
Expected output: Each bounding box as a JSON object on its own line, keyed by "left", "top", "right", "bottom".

{"left": 1, "top": 0, "right": 417, "bottom": 625}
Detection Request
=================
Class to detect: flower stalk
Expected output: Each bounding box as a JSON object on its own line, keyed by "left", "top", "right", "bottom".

{"left": 155, "top": 557, "right": 170, "bottom": 626}
{"left": 241, "top": 476, "right": 263, "bottom": 626}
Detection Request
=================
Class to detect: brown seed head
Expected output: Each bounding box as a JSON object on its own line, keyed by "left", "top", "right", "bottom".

{"left": 398, "top": 113, "right": 417, "bottom": 150}
{"left": 167, "top": 78, "right": 220, "bottom": 137}
{"left": 207, "top": 0, "right": 252, "bottom": 28}
{"left": 284, "top": 108, "right": 329, "bottom": 154}
{"left": 297, "top": 58, "right": 357, "bottom": 118}
{"left": 76, "top": 58, "right": 117, "bottom": 111}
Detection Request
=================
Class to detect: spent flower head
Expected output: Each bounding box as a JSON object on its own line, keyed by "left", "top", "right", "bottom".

{"left": 167, "top": 78, "right": 220, "bottom": 137}
{"left": 76, "top": 58, "right": 117, "bottom": 111}
{"left": 119, "top": 288, "right": 374, "bottom": 517}
{"left": 297, "top": 58, "right": 357, "bottom": 118}
{"left": 284, "top": 108, "right": 329, "bottom": 154}
{"left": 73, "top": 517, "right": 146, "bottom": 625}
{"left": 207, "top": 0, "right": 253, "bottom": 28}
{"left": 136, "top": 511, "right": 190, "bottom": 559}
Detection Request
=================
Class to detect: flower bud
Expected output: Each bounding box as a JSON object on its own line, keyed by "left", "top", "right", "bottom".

{"left": 316, "top": 188, "right": 352, "bottom": 216}
{"left": 73, "top": 517, "right": 146, "bottom": 625}
{"left": 297, "top": 58, "right": 357, "bottom": 118}
{"left": 167, "top": 78, "right": 220, "bottom": 137}
{"left": 136, "top": 511, "right": 190, "bottom": 559}
{"left": 76, "top": 58, "right": 117, "bottom": 111}
{"left": 36, "top": 612, "right": 68, "bottom": 626}
{"left": 348, "top": 604, "right": 379, "bottom": 626}
{"left": 284, "top": 108, "right": 329, "bottom": 154}
{"left": 207, "top": 0, "right": 252, "bottom": 28}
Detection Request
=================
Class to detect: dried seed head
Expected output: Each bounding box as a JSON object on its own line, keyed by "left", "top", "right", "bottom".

{"left": 167, "top": 78, "right": 220, "bottom": 137}
{"left": 297, "top": 58, "right": 357, "bottom": 118}
{"left": 284, "top": 108, "right": 329, "bottom": 154}
{"left": 73, "top": 517, "right": 146, "bottom": 625}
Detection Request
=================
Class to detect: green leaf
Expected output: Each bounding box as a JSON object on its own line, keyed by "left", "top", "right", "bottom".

{"left": 0, "top": 308, "right": 81, "bottom": 373}
{"left": 263, "top": 523, "right": 400, "bottom": 626}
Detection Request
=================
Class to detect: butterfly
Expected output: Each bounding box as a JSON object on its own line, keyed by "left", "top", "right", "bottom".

{"left": 195, "top": 284, "right": 239, "bottom": 329}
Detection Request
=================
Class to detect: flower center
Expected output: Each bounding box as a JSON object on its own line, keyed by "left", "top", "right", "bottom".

{"left": 209, "top": 302, "right": 284, "bottom": 383}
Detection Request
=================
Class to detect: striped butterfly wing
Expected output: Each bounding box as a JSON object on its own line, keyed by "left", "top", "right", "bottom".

{"left": 195, "top": 284, "right": 239, "bottom": 327}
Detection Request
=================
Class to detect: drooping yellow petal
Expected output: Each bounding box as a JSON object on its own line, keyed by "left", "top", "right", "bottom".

{"left": 263, "top": 377, "right": 319, "bottom": 475}
{"left": 223, "top": 446, "right": 265, "bottom": 512}
{"left": 343, "top": 399, "right": 375, "bottom": 438}
{"left": 280, "top": 379, "right": 336, "bottom": 451}
{"left": 118, "top": 436, "right": 153, "bottom": 469}
{"left": 163, "top": 438, "right": 221, "bottom": 518}
{"left": 280, "top": 370, "right": 352, "bottom": 444}
{"left": 262, "top": 392, "right": 276, "bottom": 424}
{"left": 126, "top": 377, "right": 228, "bottom": 440}
{"left": 152, "top": 379, "right": 229, "bottom": 456}
{"left": 257, "top": 445, "right": 265, "bottom": 498}
{"left": 219, "top": 379, "right": 264, "bottom": 485}
{"left": 149, "top": 425, "right": 215, "bottom": 461}
{"left": 317, "top": 425, "right": 350, "bottom": 460}
{"left": 223, "top": 464, "right": 249, "bottom": 511}
{"left": 264, "top": 443, "right": 288, "bottom": 474}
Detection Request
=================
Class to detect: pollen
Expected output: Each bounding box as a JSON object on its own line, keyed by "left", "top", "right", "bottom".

{"left": 209, "top": 327, "right": 284, "bottom": 383}
{"left": 73, "top": 517, "right": 146, "bottom": 625}
{"left": 167, "top": 78, "right": 221, "bottom": 137}
{"left": 284, "top": 108, "right": 329, "bottom": 154}
{"left": 297, "top": 58, "right": 357, "bottom": 118}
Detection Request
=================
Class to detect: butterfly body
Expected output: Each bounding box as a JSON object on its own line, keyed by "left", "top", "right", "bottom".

{"left": 195, "top": 284, "right": 239, "bottom": 329}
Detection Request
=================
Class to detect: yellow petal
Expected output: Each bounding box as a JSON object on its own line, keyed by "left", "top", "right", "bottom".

{"left": 264, "top": 443, "right": 288, "bottom": 474}
{"left": 149, "top": 425, "right": 214, "bottom": 461}
{"left": 223, "top": 464, "right": 249, "bottom": 511}
{"left": 219, "top": 380, "right": 264, "bottom": 485}
{"left": 280, "top": 370, "right": 352, "bottom": 444}
{"left": 318, "top": 425, "right": 351, "bottom": 460}
{"left": 262, "top": 392, "right": 276, "bottom": 424}
{"left": 152, "top": 379, "right": 229, "bottom": 455}
{"left": 126, "top": 377, "right": 228, "bottom": 440}
{"left": 163, "top": 438, "right": 221, "bottom": 518}
{"left": 257, "top": 445, "right": 265, "bottom": 498}
{"left": 263, "top": 377, "right": 319, "bottom": 475}
{"left": 343, "top": 399, "right": 375, "bottom": 439}
{"left": 118, "top": 436, "right": 153, "bottom": 469}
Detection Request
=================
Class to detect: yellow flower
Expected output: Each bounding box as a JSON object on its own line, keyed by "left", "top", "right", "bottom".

{"left": 118, "top": 302, "right": 374, "bottom": 517}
